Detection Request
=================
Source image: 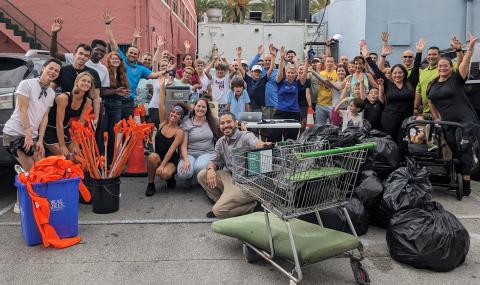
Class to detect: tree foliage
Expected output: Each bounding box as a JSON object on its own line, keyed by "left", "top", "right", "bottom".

{"left": 310, "top": 0, "right": 330, "bottom": 15}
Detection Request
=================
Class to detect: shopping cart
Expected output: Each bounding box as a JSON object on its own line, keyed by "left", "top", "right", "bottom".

{"left": 212, "top": 142, "right": 376, "bottom": 284}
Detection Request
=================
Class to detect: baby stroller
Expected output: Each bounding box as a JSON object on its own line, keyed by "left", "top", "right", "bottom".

{"left": 403, "top": 119, "right": 465, "bottom": 200}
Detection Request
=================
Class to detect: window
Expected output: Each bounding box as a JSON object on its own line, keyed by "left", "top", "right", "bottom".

{"left": 172, "top": 0, "right": 177, "bottom": 13}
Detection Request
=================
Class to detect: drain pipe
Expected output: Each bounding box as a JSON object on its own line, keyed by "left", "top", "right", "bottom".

{"left": 465, "top": 0, "right": 474, "bottom": 41}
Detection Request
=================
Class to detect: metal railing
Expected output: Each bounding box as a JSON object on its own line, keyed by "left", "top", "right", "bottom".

{"left": 0, "top": 0, "right": 69, "bottom": 52}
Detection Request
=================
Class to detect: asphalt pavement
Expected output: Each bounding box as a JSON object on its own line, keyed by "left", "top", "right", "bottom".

{"left": 0, "top": 177, "right": 479, "bottom": 285}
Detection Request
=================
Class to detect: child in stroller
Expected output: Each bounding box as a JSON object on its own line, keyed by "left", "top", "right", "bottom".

{"left": 404, "top": 116, "right": 465, "bottom": 200}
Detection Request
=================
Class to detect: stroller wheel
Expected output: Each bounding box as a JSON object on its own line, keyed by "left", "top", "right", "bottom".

{"left": 456, "top": 173, "right": 464, "bottom": 201}
{"left": 351, "top": 260, "right": 370, "bottom": 285}
{"left": 242, "top": 244, "right": 259, "bottom": 263}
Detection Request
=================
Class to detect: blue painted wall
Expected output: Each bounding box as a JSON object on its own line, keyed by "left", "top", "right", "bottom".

{"left": 328, "top": 0, "right": 479, "bottom": 65}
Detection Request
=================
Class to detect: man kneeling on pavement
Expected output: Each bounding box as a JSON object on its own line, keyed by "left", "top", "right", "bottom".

{"left": 198, "top": 112, "right": 271, "bottom": 218}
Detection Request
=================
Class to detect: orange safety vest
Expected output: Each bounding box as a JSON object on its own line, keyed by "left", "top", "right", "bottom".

{"left": 18, "top": 156, "right": 91, "bottom": 249}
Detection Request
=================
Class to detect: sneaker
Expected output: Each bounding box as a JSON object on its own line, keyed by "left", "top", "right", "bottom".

{"left": 166, "top": 177, "right": 176, "bottom": 189}
{"left": 206, "top": 211, "right": 216, "bottom": 218}
{"left": 145, "top": 183, "right": 156, "bottom": 197}
{"left": 13, "top": 202, "right": 20, "bottom": 214}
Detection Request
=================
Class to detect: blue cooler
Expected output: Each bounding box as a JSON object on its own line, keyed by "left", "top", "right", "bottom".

{"left": 15, "top": 176, "right": 80, "bottom": 246}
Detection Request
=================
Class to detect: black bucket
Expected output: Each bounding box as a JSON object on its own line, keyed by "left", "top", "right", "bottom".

{"left": 80, "top": 173, "right": 93, "bottom": 204}
{"left": 92, "top": 177, "right": 121, "bottom": 214}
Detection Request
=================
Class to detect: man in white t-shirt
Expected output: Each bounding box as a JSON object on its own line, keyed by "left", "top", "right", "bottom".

{"left": 3, "top": 58, "right": 61, "bottom": 170}
{"left": 50, "top": 17, "right": 110, "bottom": 88}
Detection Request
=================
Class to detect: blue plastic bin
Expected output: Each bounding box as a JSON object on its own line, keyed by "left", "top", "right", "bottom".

{"left": 15, "top": 176, "right": 80, "bottom": 246}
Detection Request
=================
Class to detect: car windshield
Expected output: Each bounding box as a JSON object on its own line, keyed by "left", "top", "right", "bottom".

{"left": 0, "top": 58, "right": 31, "bottom": 88}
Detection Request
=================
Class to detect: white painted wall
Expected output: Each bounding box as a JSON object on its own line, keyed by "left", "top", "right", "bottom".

{"left": 198, "top": 23, "right": 326, "bottom": 64}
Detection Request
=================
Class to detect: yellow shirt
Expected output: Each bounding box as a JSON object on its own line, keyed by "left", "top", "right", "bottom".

{"left": 416, "top": 66, "right": 438, "bottom": 113}
{"left": 317, "top": 69, "right": 338, "bottom": 106}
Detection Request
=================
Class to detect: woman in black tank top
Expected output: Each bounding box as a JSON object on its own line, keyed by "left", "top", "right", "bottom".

{"left": 44, "top": 72, "right": 93, "bottom": 157}
{"left": 145, "top": 77, "right": 188, "bottom": 196}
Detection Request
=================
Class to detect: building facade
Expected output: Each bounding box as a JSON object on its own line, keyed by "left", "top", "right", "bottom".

{"left": 326, "top": 0, "right": 479, "bottom": 65}
{"left": 0, "top": 0, "right": 196, "bottom": 58}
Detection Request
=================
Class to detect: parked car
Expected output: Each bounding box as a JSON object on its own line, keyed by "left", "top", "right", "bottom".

{"left": 0, "top": 53, "right": 51, "bottom": 190}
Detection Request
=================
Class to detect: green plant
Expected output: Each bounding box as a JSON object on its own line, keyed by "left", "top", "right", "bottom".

{"left": 310, "top": 0, "right": 330, "bottom": 15}
{"left": 206, "top": 0, "right": 226, "bottom": 9}
{"left": 224, "top": 1, "right": 249, "bottom": 23}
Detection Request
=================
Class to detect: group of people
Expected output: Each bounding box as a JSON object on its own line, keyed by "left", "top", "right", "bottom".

{"left": 3, "top": 9, "right": 479, "bottom": 218}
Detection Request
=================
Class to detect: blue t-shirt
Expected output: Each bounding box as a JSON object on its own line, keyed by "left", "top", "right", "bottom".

{"left": 249, "top": 54, "right": 278, "bottom": 107}
{"left": 244, "top": 74, "right": 268, "bottom": 109}
{"left": 276, "top": 79, "right": 301, "bottom": 113}
{"left": 226, "top": 90, "right": 250, "bottom": 118}
{"left": 117, "top": 49, "right": 152, "bottom": 98}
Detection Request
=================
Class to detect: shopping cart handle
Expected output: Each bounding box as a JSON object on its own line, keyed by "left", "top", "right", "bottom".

{"left": 294, "top": 143, "right": 377, "bottom": 159}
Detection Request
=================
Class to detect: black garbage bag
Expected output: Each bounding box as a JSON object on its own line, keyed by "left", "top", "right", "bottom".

{"left": 299, "top": 197, "right": 369, "bottom": 236}
{"left": 367, "top": 202, "right": 389, "bottom": 228}
{"left": 296, "top": 124, "right": 339, "bottom": 144}
{"left": 387, "top": 201, "right": 470, "bottom": 272}
{"left": 361, "top": 134, "right": 400, "bottom": 180}
{"left": 355, "top": 170, "right": 383, "bottom": 210}
{"left": 379, "top": 158, "right": 432, "bottom": 222}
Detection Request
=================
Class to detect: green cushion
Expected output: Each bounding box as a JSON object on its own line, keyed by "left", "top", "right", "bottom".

{"left": 286, "top": 167, "right": 348, "bottom": 182}
{"left": 212, "top": 212, "right": 361, "bottom": 264}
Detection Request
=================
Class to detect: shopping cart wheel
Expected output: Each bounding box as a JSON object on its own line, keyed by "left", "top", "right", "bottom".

{"left": 456, "top": 173, "right": 464, "bottom": 201}
{"left": 242, "top": 244, "right": 259, "bottom": 263}
{"left": 351, "top": 260, "right": 370, "bottom": 285}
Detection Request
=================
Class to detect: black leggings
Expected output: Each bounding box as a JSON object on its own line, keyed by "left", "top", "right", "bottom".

{"left": 270, "top": 111, "right": 301, "bottom": 142}
{"left": 444, "top": 124, "right": 480, "bottom": 176}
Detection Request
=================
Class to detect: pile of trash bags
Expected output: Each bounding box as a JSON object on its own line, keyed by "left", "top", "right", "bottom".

{"left": 387, "top": 201, "right": 470, "bottom": 272}
{"left": 295, "top": 124, "right": 471, "bottom": 272}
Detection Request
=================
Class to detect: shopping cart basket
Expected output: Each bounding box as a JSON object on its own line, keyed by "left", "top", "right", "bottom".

{"left": 212, "top": 142, "right": 376, "bottom": 284}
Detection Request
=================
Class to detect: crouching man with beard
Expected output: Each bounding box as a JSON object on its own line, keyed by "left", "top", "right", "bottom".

{"left": 198, "top": 112, "right": 271, "bottom": 218}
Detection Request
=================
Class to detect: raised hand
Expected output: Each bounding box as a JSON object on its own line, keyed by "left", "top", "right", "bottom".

{"left": 416, "top": 38, "right": 426, "bottom": 52}
{"left": 381, "top": 32, "right": 389, "bottom": 44}
{"left": 235, "top": 46, "right": 242, "bottom": 56}
{"left": 377, "top": 78, "right": 384, "bottom": 86}
{"left": 381, "top": 45, "right": 394, "bottom": 57}
{"left": 360, "top": 40, "right": 369, "bottom": 58}
{"left": 103, "top": 10, "right": 116, "bottom": 25}
{"left": 184, "top": 40, "right": 191, "bottom": 50}
{"left": 450, "top": 36, "right": 462, "bottom": 50}
{"left": 133, "top": 28, "right": 142, "bottom": 39}
{"left": 269, "top": 43, "right": 277, "bottom": 55}
{"left": 467, "top": 33, "right": 478, "bottom": 50}
{"left": 257, "top": 44, "right": 264, "bottom": 55}
{"left": 51, "top": 17, "right": 63, "bottom": 33}
{"left": 156, "top": 35, "right": 166, "bottom": 47}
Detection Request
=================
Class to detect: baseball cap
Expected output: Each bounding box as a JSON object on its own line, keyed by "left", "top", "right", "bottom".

{"left": 311, "top": 57, "right": 321, "bottom": 63}
{"left": 241, "top": 59, "right": 248, "bottom": 65}
{"left": 251, "top": 65, "right": 262, "bottom": 72}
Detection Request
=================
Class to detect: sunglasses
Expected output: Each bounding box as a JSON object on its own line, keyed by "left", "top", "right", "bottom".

{"left": 403, "top": 56, "right": 413, "bottom": 59}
